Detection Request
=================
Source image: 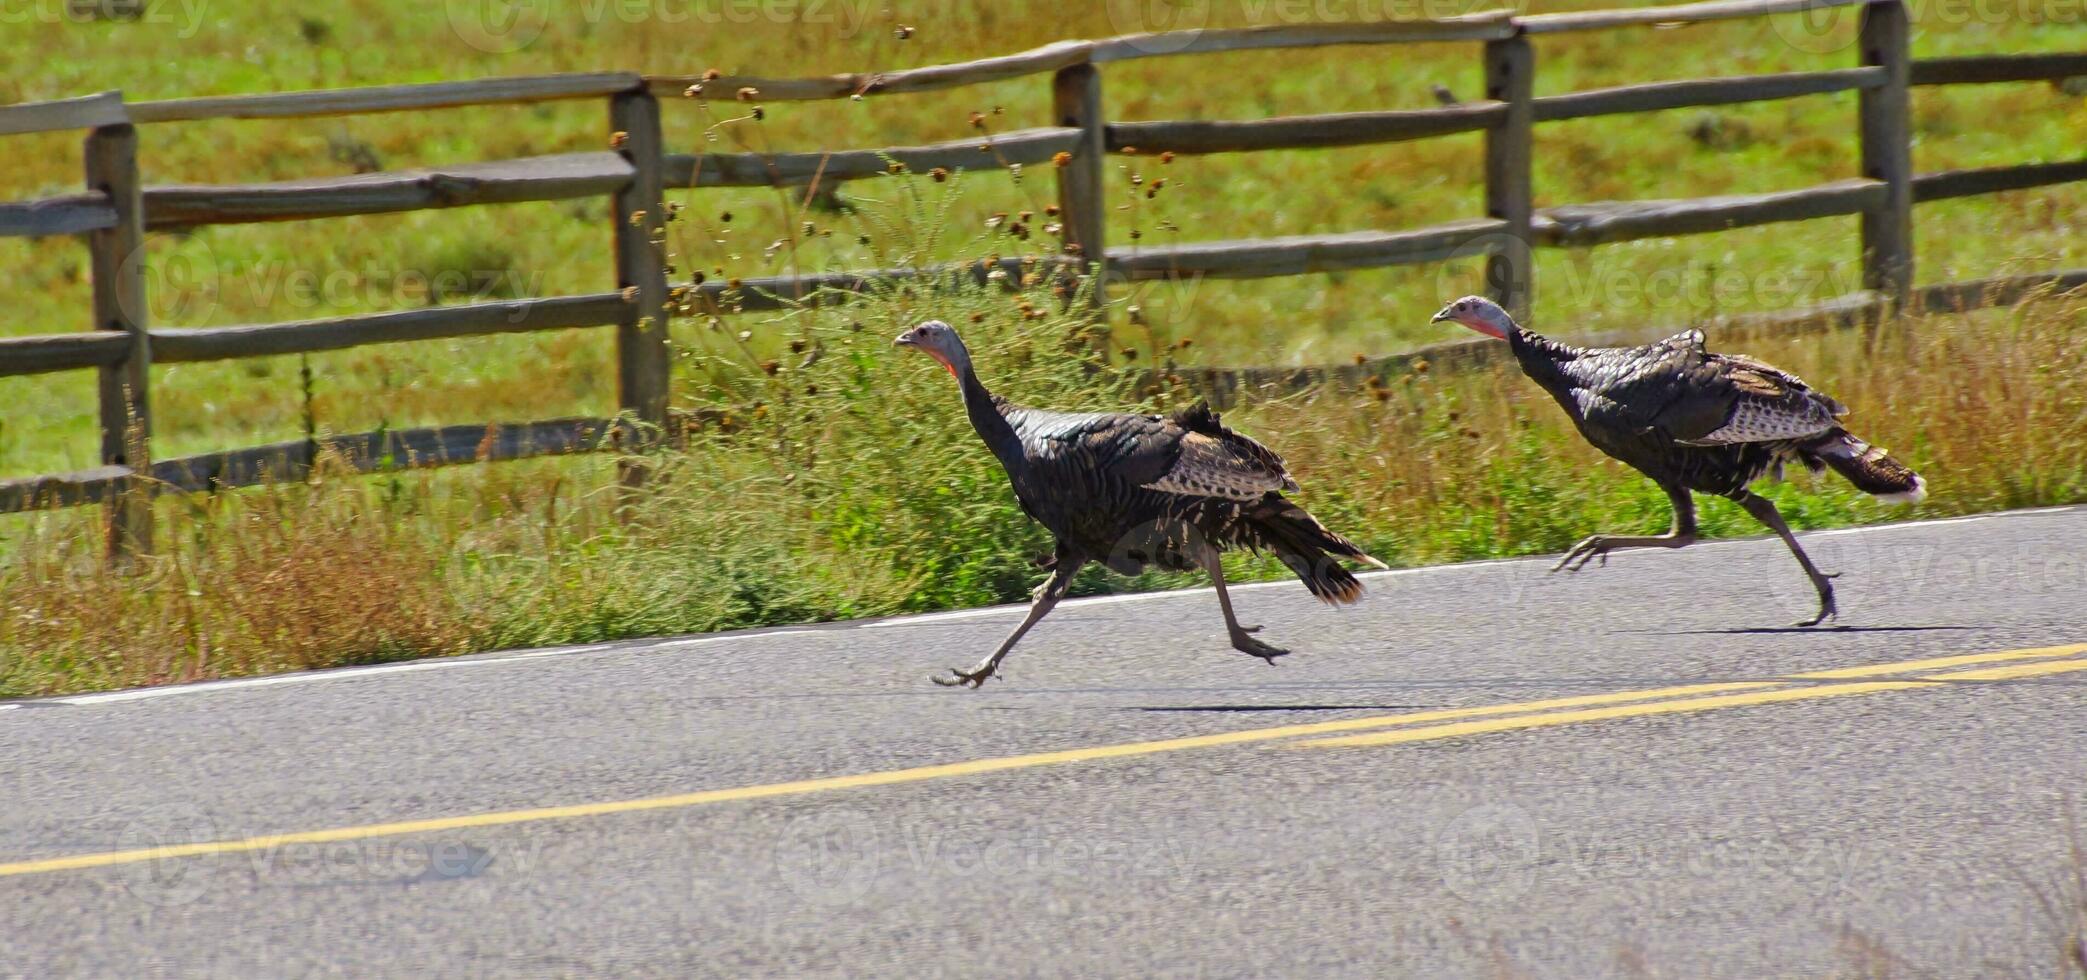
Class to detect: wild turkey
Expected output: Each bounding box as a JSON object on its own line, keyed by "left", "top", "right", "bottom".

{"left": 1431, "top": 296, "right": 1925, "bottom": 626}
{"left": 894, "top": 319, "right": 1385, "bottom": 687}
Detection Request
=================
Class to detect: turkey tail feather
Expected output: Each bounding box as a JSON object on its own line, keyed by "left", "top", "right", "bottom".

{"left": 1804, "top": 431, "right": 1926, "bottom": 503}
{"left": 1244, "top": 496, "right": 1386, "bottom": 605}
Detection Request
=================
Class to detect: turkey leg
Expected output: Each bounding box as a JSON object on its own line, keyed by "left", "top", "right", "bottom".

{"left": 1202, "top": 547, "right": 1288, "bottom": 664}
{"left": 933, "top": 559, "right": 1085, "bottom": 688}
{"left": 1732, "top": 491, "right": 1839, "bottom": 627}
{"left": 1556, "top": 483, "right": 1699, "bottom": 572}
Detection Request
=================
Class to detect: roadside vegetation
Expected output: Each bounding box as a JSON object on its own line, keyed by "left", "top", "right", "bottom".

{"left": 1, "top": 2, "right": 2082, "bottom": 695}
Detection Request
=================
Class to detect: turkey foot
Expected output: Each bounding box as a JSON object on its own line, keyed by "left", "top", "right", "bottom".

{"left": 1733, "top": 491, "right": 1840, "bottom": 629}
{"left": 1230, "top": 630, "right": 1288, "bottom": 664}
{"left": 932, "top": 663, "right": 1000, "bottom": 688}
{"left": 1791, "top": 572, "right": 1841, "bottom": 627}
{"left": 1553, "top": 531, "right": 1696, "bottom": 573}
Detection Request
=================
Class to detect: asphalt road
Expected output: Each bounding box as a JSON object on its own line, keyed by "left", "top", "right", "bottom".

{"left": 3, "top": 505, "right": 2086, "bottom": 977}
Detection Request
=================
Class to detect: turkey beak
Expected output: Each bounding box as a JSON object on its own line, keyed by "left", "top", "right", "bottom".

{"left": 1430, "top": 308, "right": 1454, "bottom": 324}
{"left": 892, "top": 332, "right": 917, "bottom": 348}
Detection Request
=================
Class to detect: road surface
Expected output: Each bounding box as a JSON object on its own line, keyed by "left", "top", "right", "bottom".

{"left": 3, "top": 505, "right": 2085, "bottom": 977}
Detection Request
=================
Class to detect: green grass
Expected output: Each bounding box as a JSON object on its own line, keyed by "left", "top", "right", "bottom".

{"left": 1, "top": 1, "right": 2083, "bottom": 694}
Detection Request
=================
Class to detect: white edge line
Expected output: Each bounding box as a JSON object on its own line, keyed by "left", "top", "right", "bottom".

{"left": 5, "top": 505, "right": 2075, "bottom": 710}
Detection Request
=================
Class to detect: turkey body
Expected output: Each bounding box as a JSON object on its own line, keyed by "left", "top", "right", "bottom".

{"left": 1508, "top": 327, "right": 1923, "bottom": 502}
{"left": 990, "top": 395, "right": 1367, "bottom": 602}
{"left": 1429, "top": 292, "right": 1926, "bottom": 627}
{"left": 897, "top": 318, "right": 1380, "bottom": 687}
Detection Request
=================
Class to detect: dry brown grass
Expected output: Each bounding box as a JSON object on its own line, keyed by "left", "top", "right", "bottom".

{"left": 3, "top": 480, "right": 470, "bottom": 693}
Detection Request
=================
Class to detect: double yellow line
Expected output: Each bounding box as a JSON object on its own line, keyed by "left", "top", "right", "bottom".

{"left": 1, "top": 642, "right": 2082, "bottom": 881}
{"left": 1297, "top": 642, "right": 2087, "bottom": 748}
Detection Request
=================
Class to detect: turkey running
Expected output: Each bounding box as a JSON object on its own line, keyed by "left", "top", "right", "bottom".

{"left": 1432, "top": 296, "right": 1925, "bottom": 626}
{"left": 895, "top": 319, "right": 1385, "bottom": 687}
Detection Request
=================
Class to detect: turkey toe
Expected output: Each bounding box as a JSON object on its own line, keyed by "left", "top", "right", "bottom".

{"left": 1231, "top": 632, "right": 1288, "bottom": 663}
{"left": 932, "top": 666, "right": 997, "bottom": 688}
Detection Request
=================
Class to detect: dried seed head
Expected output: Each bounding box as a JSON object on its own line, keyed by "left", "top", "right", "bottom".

{"left": 1051, "top": 151, "right": 1072, "bottom": 167}
{"left": 736, "top": 86, "right": 759, "bottom": 101}
{"left": 720, "top": 210, "right": 733, "bottom": 222}
{"left": 1413, "top": 359, "right": 1430, "bottom": 374}
{"left": 1354, "top": 353, "right": 1368, "bottom": 365}
{"left": 703, "top": 68, "right": 723, "bottom": 81}
{"left": 969, "top": 111, "right": 986, "bottom": 129}
{"left": 751, "top": 105, "right": 765, "bottom": 120}
{"left": 728, "top": 277, "right": 744, "bottom": 289}
{"left": 929, "top": 167, "right": 949, "bottom": 182}
{"left": 789, "top": 339, "right": 808, "bottom": 353}
{"left": 887, "top": 161, "right": 908, "bottom": 174}
{"left": 1119, "top": 347, "right": 1138, "bottom": 360}
{"left": 685, "top": 84, "right": 704, "bottom": 98}
{"left": 1160, "top": 151, "right": 1175, "bottom": 164}
{"left": 1044, "top": 204, "right": 1060, "bottom": 216}
{"left": 609, "top": 131, "right": 629, "bottom": 149}
{"left": 761, "top": 360, "right": 781, "bottom": 375}
{"left": 1128, "top": 229, "right": 1142, "bottom": 240}
{"left": 1177, "top": 337, "right": 1193, "bottom": 349}
{"left": 621, "top": 286, "right": 640, "bottom": 301}
{"left": 894, "top": 24, "right": 913, "bottom": 38}
{"left": 970, "top": 312, "right": 985, "bottom": 323}
{"left": 1120, "top": 146, "right": 1137, "bottom": 155}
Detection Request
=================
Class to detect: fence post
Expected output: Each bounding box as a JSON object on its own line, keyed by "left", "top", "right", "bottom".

{"left": 1052, "top": 63, "right": 1107, "bottom": 311}
{"left": 85, "top": 121, "right": 152, "bottom": 560}
{"left": 1858, "top": 0, "right": 1913, "bottom": 309}
{"left": 609, "top": 88, "right": 671, "bottom": 489}
{"left": 1483, "top": 31, "right": 1535, "bottom": 321}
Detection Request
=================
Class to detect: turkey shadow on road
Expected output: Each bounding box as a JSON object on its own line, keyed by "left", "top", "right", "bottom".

{"left": 1637, "top": 625, "right": 1984, "bottom": 636}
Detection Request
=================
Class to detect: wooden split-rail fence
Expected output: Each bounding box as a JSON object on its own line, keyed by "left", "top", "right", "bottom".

{"left": 1, "top": 0, "right": 2083, "bottom": 557}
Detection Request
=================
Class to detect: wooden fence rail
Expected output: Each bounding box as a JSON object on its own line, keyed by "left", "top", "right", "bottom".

{"left": 2, "top": 0, "right": 2082, "bottom": 556}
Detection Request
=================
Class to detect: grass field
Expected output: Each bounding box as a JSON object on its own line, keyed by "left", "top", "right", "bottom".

{"left": 0, "top": 0, "right": 2083, "bottom": 694}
